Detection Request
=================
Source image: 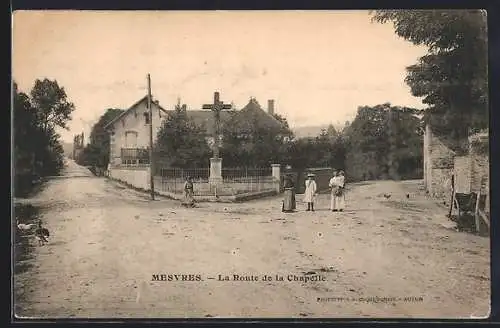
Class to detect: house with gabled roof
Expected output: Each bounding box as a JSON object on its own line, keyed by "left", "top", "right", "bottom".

{"left": 227, "top": 98, "right": 283, "bottom": 131}
{"left": 104, "top": 95, "right": 168, "bottom": 167}
{"left": 165, "top": 98, "right": 281, "bottom": 137}
{"left": 103, "top": 93, "right": 284, "bottom": 196}
{"left": 104, "top": 95, "right": 282, "bottom": 168}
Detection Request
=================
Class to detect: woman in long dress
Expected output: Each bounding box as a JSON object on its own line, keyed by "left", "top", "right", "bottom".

{"left": 282, "top": 174, "right": 295, "bottom": 212}
{"left": 304, "top": 173, "right": 318, "bottom": 211}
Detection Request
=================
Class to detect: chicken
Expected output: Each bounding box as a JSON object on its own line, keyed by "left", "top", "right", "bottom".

{"left": 35, "top": 221, "right": 50, "bottom": 246}
{"left": 16, "top": 220, "right": 36, "bottom": 231}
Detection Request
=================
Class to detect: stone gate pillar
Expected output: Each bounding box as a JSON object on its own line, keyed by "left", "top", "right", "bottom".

{"left": 271, "top": 163, "right": 281, "bottom": 193}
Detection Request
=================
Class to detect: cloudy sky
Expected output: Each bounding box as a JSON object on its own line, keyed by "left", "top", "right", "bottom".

{"left": 13, "top": 10, "right": 428, "bottom": 143}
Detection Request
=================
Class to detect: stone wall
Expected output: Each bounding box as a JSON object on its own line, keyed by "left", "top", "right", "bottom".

{"left": 424, "top": 126, "right": 489, "bottom": 213}
{"left": 423, "top": 124, "right": 455, "bottom": 199}
{"left": 431, "top": 169, "right": 453, "bottom": 200}
{"left": 154, "top": 177, "right": 277, "bottom": 196}
{"left": 109, "top": 166, "right": 151, "bottom": 191}
{"left": 453, "top": 156, "right": 472, "bottom": 193}
{"left": 469, "top": 132, "right": 489, "bottom": 213}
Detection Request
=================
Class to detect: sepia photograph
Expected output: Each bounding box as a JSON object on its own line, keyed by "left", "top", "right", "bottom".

{"left": 12, "top": 10, "right": 490, "bottom": 319}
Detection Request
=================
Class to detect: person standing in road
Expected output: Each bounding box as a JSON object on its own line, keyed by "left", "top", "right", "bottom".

{"left": 331, "top": 170, "right": 346, "bottom": 212}
{"left": 282, "top": 173, "right": 295, "bottom": 213}
{"left": 182, "top": 176, "right": 195, "bottom": 207}
{"left": 329, "top": 170, "right": 339, "bottom": 211}
{"left": 304, "top": 173, "right": 318, "bottom": 211}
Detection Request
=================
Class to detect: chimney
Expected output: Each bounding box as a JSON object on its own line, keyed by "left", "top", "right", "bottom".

{"left": 268, "top": 99, "right": 275, "bottom": 115}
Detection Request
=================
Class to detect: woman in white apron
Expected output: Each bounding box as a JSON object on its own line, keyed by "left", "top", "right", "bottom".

{"left": 332, "top": 170, "right": 346, "bottom": 211}
{"left": 329, "top": 170, "right": 338, "bottom": 211}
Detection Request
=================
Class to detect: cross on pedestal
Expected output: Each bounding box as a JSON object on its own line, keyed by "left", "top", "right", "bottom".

{"left": 202, "top": 91, "right": 232, "bottom": 158}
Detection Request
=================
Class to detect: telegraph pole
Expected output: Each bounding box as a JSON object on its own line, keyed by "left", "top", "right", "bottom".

{"left": 147, "top": 73, "right": 155, "bottom": 200}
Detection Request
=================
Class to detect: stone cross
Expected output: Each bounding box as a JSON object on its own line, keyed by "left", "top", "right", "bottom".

{"left": 202, "top": 91, "right": 232, "bottom": 158}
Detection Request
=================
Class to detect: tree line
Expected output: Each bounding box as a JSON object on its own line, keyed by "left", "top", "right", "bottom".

{"left": 78, "top": 100, "right": 424, "bottom": 182}
{"left": 76, "top": 9, "right": 486, "bottom": 181}
{"left": 13, "top": 79, "right": 75, "bottom": 197}
{"left": 371, "top": 9, "right": 488, "bottom": 152}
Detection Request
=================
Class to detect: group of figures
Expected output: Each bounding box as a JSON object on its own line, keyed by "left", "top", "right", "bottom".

{"left": 282, "top": 170, "right": 346, "bottom": 213}
{"left": 181, "top": 169, "right": 346, "bottom": 211}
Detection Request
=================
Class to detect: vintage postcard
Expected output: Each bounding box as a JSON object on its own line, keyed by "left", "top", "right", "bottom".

{"left": 12, "top": 10, "right": 490, "bottom": 319}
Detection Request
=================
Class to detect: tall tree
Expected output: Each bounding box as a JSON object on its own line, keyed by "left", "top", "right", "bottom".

{"left": 326, "top": 124, "right": 338, "bottom": 139}
{"left": 221, "top": 110, "right": 294, "bottom": 167}
{"left": 154, "top": 102, "right": 211, "bottom": 168}
{"left": 287, "top": 138, "right": 317, "bottom": 170}
{"left": 314, "top": 125, "right": 345, "bottom": 170}
{"left": 77, "top": 108, "right": 124, "bottom": 168}
{"left": 30, "top": 78, "right": 76, "bottom": 132}
{"left": 344, "top": 103, "right": 423, "bottom": 181}
{"left": 371, "top": 10, "right": 488, "bottom": 147}
{"left": 13, "top": 80, "right": 71, "bottom": 195}
{"left": 14, "top": 82, "right": 38, "bottom": 177}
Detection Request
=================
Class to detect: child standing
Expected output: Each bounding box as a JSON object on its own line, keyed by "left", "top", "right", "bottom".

{"left": 304, "top": 173, "right": 318, "bottom": 211}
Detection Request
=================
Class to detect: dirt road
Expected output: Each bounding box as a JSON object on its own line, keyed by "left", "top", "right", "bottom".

{"left": 14, "top": 160, "right": 490, "bottom": 319}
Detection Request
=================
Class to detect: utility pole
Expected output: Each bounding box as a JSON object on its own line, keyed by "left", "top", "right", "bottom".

{"left": 147, "top": 73, "right": 155, "bottom": 200}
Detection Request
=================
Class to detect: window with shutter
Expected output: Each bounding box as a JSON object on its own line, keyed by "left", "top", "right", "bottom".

{"left": 125, "top": 131, "right": 138, "bottom": 148}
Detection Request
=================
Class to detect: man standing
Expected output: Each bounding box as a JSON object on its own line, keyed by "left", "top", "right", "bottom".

{"left": 304, "top": 173, "right": 318, "bottom": 211}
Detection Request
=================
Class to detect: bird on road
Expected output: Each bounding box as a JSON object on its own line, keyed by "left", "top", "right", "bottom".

{"left": 16, "top": 219, "right": 36, "bottom": 231}
{"left": 35, "top": 220, "right": 50, "bottom": 246}
{"left": 383, "top": 193, "right": 392, "bottom": 199}
{"left": 406, "top": 193, "right": 410, "bottom": 199}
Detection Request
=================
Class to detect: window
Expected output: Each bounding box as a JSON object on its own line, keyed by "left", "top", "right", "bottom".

{"left": 125, "top": 131, "right": 138, "bottom": 148}
{"left": 144, "top": 112, "right": 150, "bottom": 125}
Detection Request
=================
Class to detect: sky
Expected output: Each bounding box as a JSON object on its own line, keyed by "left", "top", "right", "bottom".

{"left": 12, "top": 10, "right": 428, "bottom": 143}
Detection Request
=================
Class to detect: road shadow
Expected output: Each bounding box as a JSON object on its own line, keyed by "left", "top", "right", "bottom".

{"left": 382, "top": 200, "right": 426, "bottom": 213}
{"left": 13, "top": 203, "right": 39, "bottom": 274}
{"left": 449, "top": 214, "right": 489, "bottom": 237}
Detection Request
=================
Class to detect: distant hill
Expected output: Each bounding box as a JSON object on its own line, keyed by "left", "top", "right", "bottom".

{"left": 292, "top": 124, "right": 344, "bottom": 139}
